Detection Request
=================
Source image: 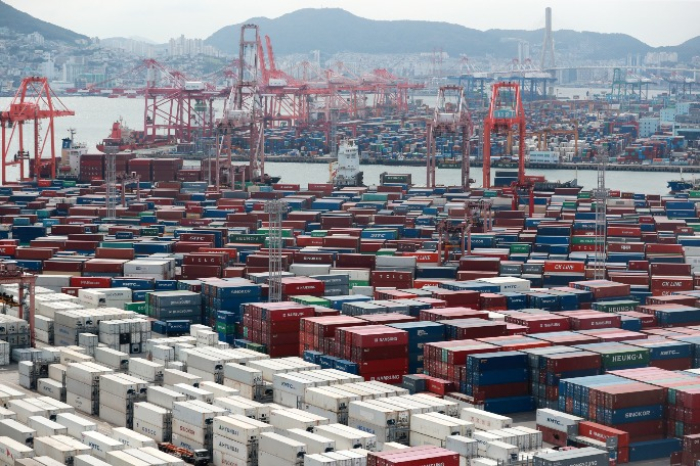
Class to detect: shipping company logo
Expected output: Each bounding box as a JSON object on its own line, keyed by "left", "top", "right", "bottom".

{"left": 551, "top": 264, "right": 578, "bottom": 271}
{"left": 217, "top": 425, "right": 240, "bottom": 437}
{"left": 610, "top": 353, "right": 643, "bottom": 362}
{"left": 659, "top": 350, "right": 681, "bottom": 357}
{"left": 625, "top": 410, "right": 651, "bottom": 418}
{"left": 80, "top": 279, "right": 104, "bottom": 286}
{"left": 374, "top": 336, "right": 399, "bottom": 343}
{"left": 179, "top": 424, "right": 196, "bottom": 435}
{"left": 296, "top": 286, "right": 318, "bottom": 290}
{"left": 586, "top": 429, "right": 607, "bottom": 440}
{"left": 217, "top": 439, "right": 240, "bottom": 453}
{"left": 546, "top": 417, "right": 563, "bottom": 425}
{"left": 660, "top": 281, "right": 684, "bottom": 287}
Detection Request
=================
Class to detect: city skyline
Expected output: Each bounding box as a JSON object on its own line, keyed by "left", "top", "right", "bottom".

{"left": 4, "top": 0, "right": 700, "bottom": 48}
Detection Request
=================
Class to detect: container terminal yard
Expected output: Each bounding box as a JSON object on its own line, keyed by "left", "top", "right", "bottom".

{"left": 0, "top": 9, "right": 700, "bottom": 466}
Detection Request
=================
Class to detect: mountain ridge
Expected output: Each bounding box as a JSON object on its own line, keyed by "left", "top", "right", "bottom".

{"left": 0, "top": 0, "right": 88, "bottom": 43}
{"left": 205, "top": 8, "right": 697, "bottom": 61}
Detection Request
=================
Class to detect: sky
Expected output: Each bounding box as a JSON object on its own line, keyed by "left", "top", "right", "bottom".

{"left": 6, "top": 0, "right": 700, "bottom": 47}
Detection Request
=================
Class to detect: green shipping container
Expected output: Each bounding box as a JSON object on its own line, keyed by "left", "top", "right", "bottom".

{"left": 572, "top": 236, "right": 599, "bottom": 245}
{"left": 361, "top": 193, "right": 390, "bottom": 201}
{"left": 376, "top": 249, "right": 396, "bottom": 256}
{"left": 484, "top": 190, "right": 498, "bottom": 198}
{"left": 349, "top": 280, "right": 370, "bottom": 288}
{"left": 230, "top": 234, "right": 267, "bottom": 244}
{"left": 291, "top": 295, "right": 330, "bottom": 306}
{"left": 257, "top": 228, "right": 293, "bottom": 238}
{"left": 689, "top": 191, "right": 700, "bottom": 198}
{"left": 591, "top": 300, "right": 638, "bottom": 313}
{"left": 141, "top": 228, "right": 159, "bottom": 237}
{"left": 509, "top": 243, "right": 531, "bottom": 254}
{"left": 63, "top": 180, "right": 76, "bottom": 188}
{"left": 311, "top": 230, "right": 328, "bottom": 237}
{"left": 247, "top": 342, "right": 266, "bottom": 354}
{"left": 598, "top": 349, "right": 650, "bottom": 369}
{"left": 125, "top": 302, "right": 146, "bottom": 314}
{"left": 100, "top": 242, "right": 134, "bottom": 249}
{"left": 216, "top": 322, "right": 236, "bottom": 334}
{"left": 578, "top": 192, "right": 592, "bottom": 199}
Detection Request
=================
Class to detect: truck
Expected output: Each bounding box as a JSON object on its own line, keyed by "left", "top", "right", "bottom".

{"left": 158, "top": 442, "right": 210, "bottom": 466}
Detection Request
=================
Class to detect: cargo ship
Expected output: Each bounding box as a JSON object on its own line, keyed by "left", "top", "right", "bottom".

{"left": 668, "top": 169, "right": 698, "bottom": 193}
{"left": 96, "top": 120, "right": 172, "bottom": 153}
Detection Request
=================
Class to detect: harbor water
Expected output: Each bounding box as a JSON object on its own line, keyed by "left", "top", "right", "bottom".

{"left": 0, "top": 91, "right": 681, "bottom": 193}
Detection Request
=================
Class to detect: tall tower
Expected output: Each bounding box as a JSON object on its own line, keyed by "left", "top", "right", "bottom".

{"left": 540, "top": 7, "right": 556, "bottom": 69}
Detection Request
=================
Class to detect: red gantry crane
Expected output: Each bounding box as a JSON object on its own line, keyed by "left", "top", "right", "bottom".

{"left": 425, "top": 85, "right": 473, "bottom": 189}
{"left": 0, "top": 77, "right": 74, "bottom": 184}
{"left": 482, "top": 82, "right": 526, "bottom": 189}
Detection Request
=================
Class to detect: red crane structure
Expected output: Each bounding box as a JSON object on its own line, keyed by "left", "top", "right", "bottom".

{"left": 482, "top": 82, "right": 526, "bottom": 189}
{"left": 0, "top": 77, "right": 74, "bottom": 184}
{"left": 141, "top": 59, "right": 221, "bottom": 145}
{"left": 425, "top": 85, "right": 473, "bottom": 189}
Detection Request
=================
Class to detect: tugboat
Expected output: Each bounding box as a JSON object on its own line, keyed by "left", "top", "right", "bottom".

{"left": 330, "top": 139, "right": 364, "bottom": 187}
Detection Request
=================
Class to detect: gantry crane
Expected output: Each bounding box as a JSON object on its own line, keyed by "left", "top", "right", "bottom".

{"left": 217, "top": 24, "right": 266, "bottom": 189}
{"left": 425, "top": 85, "right": 473, "bottom": 189}
{"left": 483, "top": 82, "right": 526, "bottom": 189}
{"left": 0, "top": 77, "right": 74, "bottom": 183}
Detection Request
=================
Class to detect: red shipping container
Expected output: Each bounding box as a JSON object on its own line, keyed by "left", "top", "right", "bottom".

{"left": 608, "top": 242, "right": 645, "bottom": 253}
{"left": 83, "top": 259, "right": 126, "bottom": 273}
{"left": 180, "top": 265, "right": 221, "bottom": 279}
{"left": 43, "top": 260, "right": 84, "bottom": 272}
{"left": 608, "top": 226, "right": 641, "bottom": 237}
{"left": 649, "top": 263, "right": 692, "bottom": 276}
{"left": 337, "top": 254, "right": 376, "bottom": 268}
{"left": 294, "top": 252, "right": 334, "bottom": 264}
{"left": 0, "top": 245, "right": 17, "bottom": 256}
{"left": 60, "top": 287, "right": 80, "bottom": 297}
{"left": 472, "top": 382, "right": 529, "bottom": 402}
{"left": 431, "top": 290, "right": 480, "bottom": 308}
{"left": 69, "top": 276, "right": 112, "bottom": 288}
{"left": 650, "top": 276, "right": 693, "bottom": 296}
{"left": 537, "top": 424, "right": 568, "bottom": 447}
{"left": 363, "top": 372, "right": 405, "bottom": 385}
{"left": 367, "top": 447, "right": 459, "bottom": 466}
{"left": 578, "top": 421, "right": 630, "bottom": 447}
{"left": 182, "top": 252, "right": 228, "bottom": 266}
{"left": 94, "top": 248, "right": 135, "bottom": 260}
{"left": 180, "top": 232, "right": 217, "bottom": 244}
{"left": 544, "top": 261, "right": 586, "bottom": 273}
